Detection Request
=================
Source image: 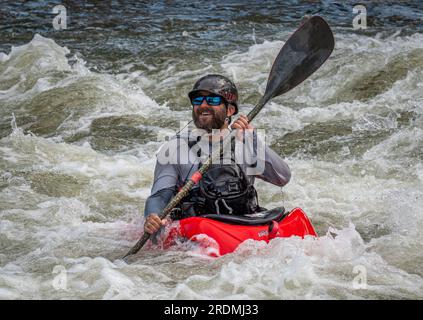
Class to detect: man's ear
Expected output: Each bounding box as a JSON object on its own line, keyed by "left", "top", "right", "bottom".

{"left": 227, "top": 104, "right": 236, "bottom": 117}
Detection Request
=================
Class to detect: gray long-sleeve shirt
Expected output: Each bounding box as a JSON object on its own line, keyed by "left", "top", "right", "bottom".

{"left": 144, "top": 129, "right": 291, "bottom": 217}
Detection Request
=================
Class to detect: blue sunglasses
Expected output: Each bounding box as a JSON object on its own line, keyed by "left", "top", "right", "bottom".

{"left": 191, "top": 95, "right": 226, "bottom": 107}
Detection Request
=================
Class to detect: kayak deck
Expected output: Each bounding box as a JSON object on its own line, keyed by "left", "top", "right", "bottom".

{"left": 163, "top": 207, "right": 317, "bottom": 256}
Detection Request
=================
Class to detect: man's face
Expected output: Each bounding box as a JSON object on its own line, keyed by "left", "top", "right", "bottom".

{"left": 192, "top": 91, "right": 228, "bottom": 132}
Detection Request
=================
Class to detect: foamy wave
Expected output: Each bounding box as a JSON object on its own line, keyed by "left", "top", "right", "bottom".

{"left": 0, "top": 35, "right": 171, "bottom": 142}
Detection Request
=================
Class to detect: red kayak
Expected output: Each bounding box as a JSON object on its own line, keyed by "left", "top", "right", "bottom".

{"left": 163, "top": 207, "right": 317, "bottom": 256}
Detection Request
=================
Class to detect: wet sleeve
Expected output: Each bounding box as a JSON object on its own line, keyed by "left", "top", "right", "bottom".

{"left": 242, "top": 130, "right": 291, "bottom": 187}
{"left": 144, "top": 187, "right": 175, "bottom": 217}
{"left": 144, "top": 161, "right": 178, "bottom": 217}
{"left": 259, "top": 145, "right": 291, "bottom": 187}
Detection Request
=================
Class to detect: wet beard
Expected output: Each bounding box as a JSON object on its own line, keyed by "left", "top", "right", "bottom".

{"left": 192, "top": 107, "right": 227, "bottom": 133}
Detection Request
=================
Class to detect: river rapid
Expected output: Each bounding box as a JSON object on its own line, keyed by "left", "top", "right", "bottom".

{"left": 0, "top": 1, "right": 422, "bottom": 299}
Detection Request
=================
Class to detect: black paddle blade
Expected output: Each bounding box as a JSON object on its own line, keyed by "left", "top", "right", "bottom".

{"left": 263, "top": 16, "right": 334, "bottom": 104}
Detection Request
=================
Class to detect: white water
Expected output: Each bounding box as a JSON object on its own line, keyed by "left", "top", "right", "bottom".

{"left": 0, "top": 32, "right": 422, "bottom": 299}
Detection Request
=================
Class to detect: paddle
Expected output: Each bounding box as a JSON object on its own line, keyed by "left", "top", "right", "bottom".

{"left": 122, "top": 15, "right": 334, "bottom": 260}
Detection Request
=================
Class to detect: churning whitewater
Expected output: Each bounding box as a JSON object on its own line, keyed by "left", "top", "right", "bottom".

{"left": 1, "top": 2, "right": 423, "bottom": 299}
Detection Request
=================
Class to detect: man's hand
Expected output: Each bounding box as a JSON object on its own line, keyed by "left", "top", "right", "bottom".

{"left": 144, "top": 213, "right": 167, "bottom": 234}
{"left": 231, "top": 114, "right": 254, "bottom": 141}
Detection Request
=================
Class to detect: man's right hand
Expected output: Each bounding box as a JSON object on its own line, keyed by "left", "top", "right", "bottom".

{"left": 144, "top": 214, "right": 166, "bottom": 234}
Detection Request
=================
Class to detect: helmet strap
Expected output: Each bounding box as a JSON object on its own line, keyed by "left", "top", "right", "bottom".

{"left": 224, "top": 104, "right": 232, "bottom": 125}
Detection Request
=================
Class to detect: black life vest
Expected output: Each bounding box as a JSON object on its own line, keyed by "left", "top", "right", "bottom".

{"left": 171, "top": 135, "right": 260, "bottom": 219}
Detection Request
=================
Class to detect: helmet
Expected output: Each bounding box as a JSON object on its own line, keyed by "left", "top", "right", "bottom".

{"left": 188, "top": 74, "right": 239, "bottom": 114}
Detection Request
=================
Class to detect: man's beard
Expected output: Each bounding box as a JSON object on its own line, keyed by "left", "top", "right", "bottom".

{"left": 192, "top": 107, "right": 227, "bottom": 133}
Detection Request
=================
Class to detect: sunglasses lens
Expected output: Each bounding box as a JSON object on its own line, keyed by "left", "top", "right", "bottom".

{"left": 192, "top": 97, "right": 204, "bottom": 105}
{"left": 206, "top": 96, "right": 222, "bottom": 106}
{"left": 191, "top": 95, "right": 224, "bottom": 106}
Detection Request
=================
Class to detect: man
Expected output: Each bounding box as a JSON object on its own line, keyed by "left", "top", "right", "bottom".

{"left": 144, "top": 74, "right": 291, "bottom": 235}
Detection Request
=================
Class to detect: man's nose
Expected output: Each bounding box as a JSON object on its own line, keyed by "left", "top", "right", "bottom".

{"left": 200, "top": 99, "right": 209, "bottom": 108}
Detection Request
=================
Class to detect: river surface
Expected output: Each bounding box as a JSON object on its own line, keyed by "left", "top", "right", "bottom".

{"left": 0, "top": 0, "right": 422, "bottom": 299}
